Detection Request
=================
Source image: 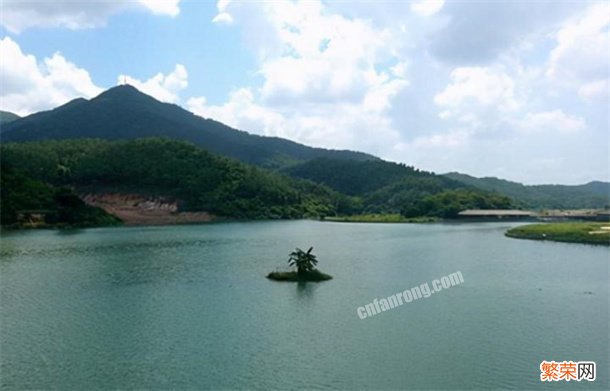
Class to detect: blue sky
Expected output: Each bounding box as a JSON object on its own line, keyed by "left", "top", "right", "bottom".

{"left": 1, "top": 0, "right": 608, "bottom": 185}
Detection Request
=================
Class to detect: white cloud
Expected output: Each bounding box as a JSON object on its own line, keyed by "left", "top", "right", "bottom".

{"left": 118, "top": 64, "right": 188, "bottom": 103}
{"left": 138, "top": 0, "right": 180, "bottom": 17}
{"left": 206, "top": 0, "right": 409, "bottom": 154}
{"left": 434, "top": 67, "right": 517, "bottom": 109}
{"left": 188, "top": 88, "right": 287, "bottom": 137}
{"left": 428, "top": 1, "right": 579, "bottom": 65}
{"left": 0, "top": 37, "right": 102, "bottom": 116}
{"left": 397, "top": 128, "right": 472, "bottom": 150}
{"left": 514, "top": 110, "right": 586, "bottom": 134}
{"left": 433, "top": 66, "right": 520, "bottom": 130}
{"left": 250, "top": 1, "right": 399, "bottom": 105}
{"left": 1, "top": 0, "right": 180, "bottom": 33}
{"left": 578, "top": 79, "right": 609, "bottom": 101}
{"left": 410, "top": 0, "right": 445, "bottom": 17}
{"left": 212, "top": 0, "right": 234, "bottom": 24}
{"left": 547, "top": 2, "right": 610, "bottom": 100}
{"left": 188, "top": 84, "right": 404, "bottom": 153}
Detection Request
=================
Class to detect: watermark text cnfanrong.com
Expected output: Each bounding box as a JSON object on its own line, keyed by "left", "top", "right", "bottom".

{"left": 356, "top": 271, "right": 464, "bottom": 319}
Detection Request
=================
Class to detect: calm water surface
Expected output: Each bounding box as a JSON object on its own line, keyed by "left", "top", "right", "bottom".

{"left": 1, "top": 221, "right": 608, "bottom": 389}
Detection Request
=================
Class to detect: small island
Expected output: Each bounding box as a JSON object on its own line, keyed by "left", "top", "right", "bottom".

{"left": 505, "top": 222, "right": 610, "bottom": 246}
{"left": 267, "top": 247, "right": 333, "bottom": 282}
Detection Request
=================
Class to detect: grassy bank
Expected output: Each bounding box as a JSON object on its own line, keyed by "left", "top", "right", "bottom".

{"left": 505, "top": 222, "right": 610, "bottom": 245}
{"left": 323, "top": 214, "right": 438, "bottom": 223}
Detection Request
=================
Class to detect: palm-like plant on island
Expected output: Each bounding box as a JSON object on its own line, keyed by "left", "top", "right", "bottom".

{"left": 267, "top": 246, "right": 331, "bottom": 281}
{"left": 288, "top": 246, "right": 318, "bottom": 275}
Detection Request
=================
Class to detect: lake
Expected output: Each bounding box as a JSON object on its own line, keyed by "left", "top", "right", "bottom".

{"left": 1, "top": 221, "right": 608, "bottom": 389}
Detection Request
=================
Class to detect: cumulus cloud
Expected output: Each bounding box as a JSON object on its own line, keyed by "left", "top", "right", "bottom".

{"left": 434, "top": 67, "right": 517, "bottom": 109}
{"left": 428, "top": 1, "right": 579, "bottom": 65}
{"left": 188, "top": 89, "right": 287, "bottom": 137}
{"left": 1, "top": 0, "right": 180, "bottom": 33}
{"left": 206, "top": 0, "right": 408, "bottom": 154}
{"left": 433, "top": 66, "right": 520, "bottom": 129}
{"left": 118, "top": 64, "right": 188, "bottom": 103}
{"left": 547, "top": 2, "right": 609, "bottom": 101}
{"left": 188, "top": 84, "right": 404, "bottom": 152}
{"left": 138, "top": 0, "right": 180, "bottom": 17}
{"left": 0, "top": 37, "right": 102, "bottom": 116}
{"left": 212, "top": 0, "right": 234, "bottom": 24}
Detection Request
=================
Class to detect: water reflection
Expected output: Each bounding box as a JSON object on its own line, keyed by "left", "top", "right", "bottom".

{"left": 296, "top": 280, "right": 313, "bottom": 297}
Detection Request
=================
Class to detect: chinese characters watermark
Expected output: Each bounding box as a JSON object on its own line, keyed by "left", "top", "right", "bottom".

{"left": 540, "top": 361, "right": 595, "bottom": 382}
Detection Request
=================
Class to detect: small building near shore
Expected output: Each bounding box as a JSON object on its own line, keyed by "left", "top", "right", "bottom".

{"left": 457, "top": 209, "right": 534, "bottom": 220}
{"left": 16, "top": 210, "right": 52, "bottom": 227}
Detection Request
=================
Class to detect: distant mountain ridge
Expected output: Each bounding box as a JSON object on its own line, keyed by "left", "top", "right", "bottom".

{"left": 444, "top": 172, "right": 610, "bottom": 209}
{"left": 0, "top": 85, "right": 376, "bottom": 168}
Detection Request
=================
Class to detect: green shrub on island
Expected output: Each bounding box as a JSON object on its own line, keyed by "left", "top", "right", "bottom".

{"left": 267, "top": 247, "right": 333, "bottom": 282}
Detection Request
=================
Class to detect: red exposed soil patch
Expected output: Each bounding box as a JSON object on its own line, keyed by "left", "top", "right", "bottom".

{"left": 82, "top": 193, "right": 214, "bottom": 226}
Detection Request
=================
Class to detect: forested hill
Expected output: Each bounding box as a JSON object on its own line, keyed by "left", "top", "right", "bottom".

{"left": 0, "top": 138, "right": 356, "bottom": 224}
{"left": 444, "top": 172, "right": 610, "bottom": 209}
{"left": 1, "top": 138, "right": 516, "bottom": 225}
{"left": 282, "top": 157, "right": 514, "bottom": 215}
{"left": 0, "top": 85, "right": 375, "bottom": 168}
{"left": 0, "top": 110, "right": 19, "bottom": 125}
{"left": 283, "top": 157, "right": 457, "bottom": 196}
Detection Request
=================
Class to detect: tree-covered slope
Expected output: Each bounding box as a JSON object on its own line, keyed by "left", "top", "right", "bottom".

{"left": 0, "top": 85, "right": 376, "bottom": 168}
{"left": 283, "top": 158, "right": 514, "bottom": 215}
{"left": 0, "top": 110, "right": 20, "bottom": 126}
{"left": 283, "top": 157, "right": 459, "bottom": 196}
{"left": 1, "top": 138, "right": 356, "bottom": 221}
{"left": 444, "top": 172, "right": 609, "bottom": 209}
{"left": 1, "top": 162, "right": 121, "bottom": 227}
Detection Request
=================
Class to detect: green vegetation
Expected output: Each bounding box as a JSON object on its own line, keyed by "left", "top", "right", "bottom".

{"left": 324, "top": 214, "right": 438, "bottom": 223}
{"left": 445, "top": 172, "right": 609, "bottom": 209}
{"left": 288, "top": 246, "right": 319, "bottom": 274}
{"left": 284, "top": 158, "right": 515, "bottom": 218}
{"left": 283, "top": 157, "right": 445, "bottom": 196}
{"left": 401, "top": 189, "right": 514, "bottom": 218}
{"left": 1, "top": 138, "right": 516, "bottom": 227}
{"left": 1, "top": 163, "right": 121, "bottom": 228}
{"left": 267, "top": 247, "right": 333, "bottom": 282}
{"left": 1, "top": 85, "right": 374, "bottom": 168}
{"left": 1, "top": 138, "right": 355, "bottom": 223}
{"left": 505, "top": 222, "right": 610, "bottom": 245}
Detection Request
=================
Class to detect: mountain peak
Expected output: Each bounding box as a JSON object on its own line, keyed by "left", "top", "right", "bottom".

{"left": 1, "top": 84, "right": 377, "bottom": 166}
{"left": 94, "top": 84, "right": 148, "bottom": 99}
